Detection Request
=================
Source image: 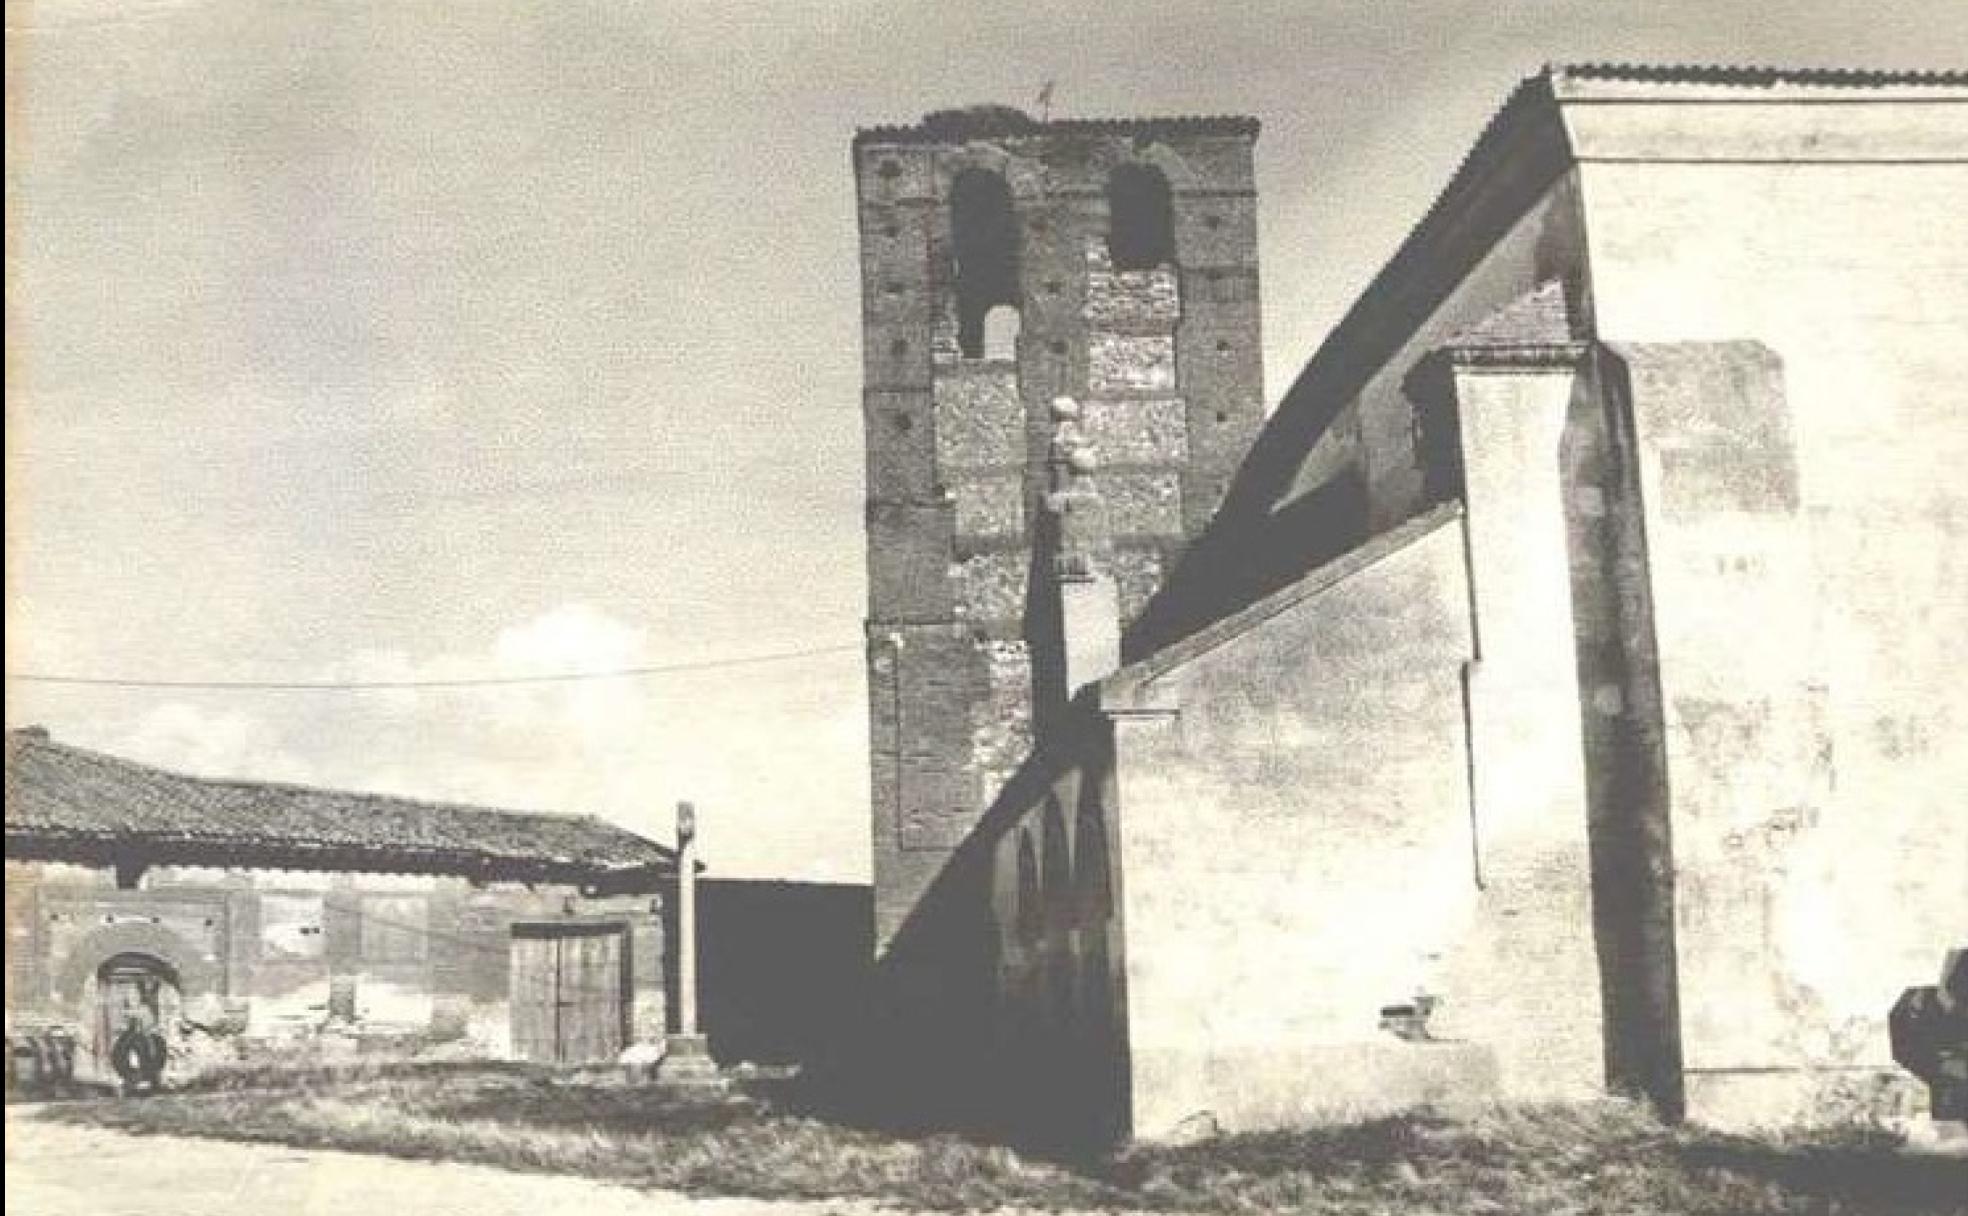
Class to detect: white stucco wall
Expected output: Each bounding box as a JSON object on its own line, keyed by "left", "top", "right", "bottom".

{"left": 1577, "top": 96, "right": 1968, "bottom": 1124}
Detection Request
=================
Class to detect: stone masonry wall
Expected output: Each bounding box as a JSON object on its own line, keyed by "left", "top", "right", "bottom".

{"left": 857, "top": 118, "right": 1265, "bottom": 952}
{"left": 3, "top": 859, "right": 665, "bottom": 1076}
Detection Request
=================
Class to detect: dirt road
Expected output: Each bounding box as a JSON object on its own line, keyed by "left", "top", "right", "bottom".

{"left": 4, "top": 1106, "right": 884, "bottom": 1216}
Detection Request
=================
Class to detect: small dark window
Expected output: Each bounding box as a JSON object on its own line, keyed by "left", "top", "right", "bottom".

{"left": 877, "top": 160, "right": 902, "bottom": 180}
{"left": 951, "top": 169, "right": 1020, "bottom": 358}
{"left": 890, "top": 338, "right": 909, "bottom": 357}
{"left": 1107, "top": 164, "right": 1175, "bottom": 270}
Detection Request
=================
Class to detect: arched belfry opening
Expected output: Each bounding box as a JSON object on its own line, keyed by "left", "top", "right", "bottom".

{"left": 951, "top": 169, "right": 1020, "bottom": 358}
{"left": 1106, "top": 163, "right": 1175, "bottom": 270}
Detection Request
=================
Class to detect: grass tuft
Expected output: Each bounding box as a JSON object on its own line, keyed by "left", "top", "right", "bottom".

{"left": 35, "top": 1068, "right": 1967, "bottom": 1214}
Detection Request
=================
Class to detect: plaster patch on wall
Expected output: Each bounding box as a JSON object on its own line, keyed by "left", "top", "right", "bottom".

{"left": 1659, "top": 448, "right": 1800, "bottom": 517}
{"left": 354, "top": 976, "right": 436, "bottom": 1028}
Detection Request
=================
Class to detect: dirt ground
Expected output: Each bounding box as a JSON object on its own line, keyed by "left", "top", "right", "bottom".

{"left": 3, "top": 1106, "right": 909, "bottom": 1216}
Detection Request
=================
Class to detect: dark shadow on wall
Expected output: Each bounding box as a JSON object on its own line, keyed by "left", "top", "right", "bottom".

{"left": 1125, "top": 466, "right": 1370, "bottom": 662}
{"left": 1560, "top": 348, "right": 1685, "bottom": 1120}
{"left": 797, "top": 703, "right": 1128, "bottom": 1156}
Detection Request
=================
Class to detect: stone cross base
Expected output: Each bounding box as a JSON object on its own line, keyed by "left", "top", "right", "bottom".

{"left": 652, "top": 1034, "right": 724, "bottom": 1091}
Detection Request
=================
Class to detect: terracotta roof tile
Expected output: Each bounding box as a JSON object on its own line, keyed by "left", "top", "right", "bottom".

{"left": 855, "top": 112, "right": 1258, "bottom": 146}
{"left": 1556, "top": 62, "right": 1968, "bottom": 88}
{"left": 4, "top": 729, "right": 673, "bottom": 881}
{"left": 1445, "top": 280, "right": 1586, "bottom": 350}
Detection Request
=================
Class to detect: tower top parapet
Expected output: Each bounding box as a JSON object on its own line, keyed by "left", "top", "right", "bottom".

{"left": 854, "top": 111, "right": 1259, "bottom": 147}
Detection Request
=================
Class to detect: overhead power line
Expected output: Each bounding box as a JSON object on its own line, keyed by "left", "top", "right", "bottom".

{"left": 3, "top": 641, "right": 861, "bottom": 692}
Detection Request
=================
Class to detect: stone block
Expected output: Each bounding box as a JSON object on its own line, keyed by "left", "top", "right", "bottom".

{"left": 1085, "top": 258, "right": 1181, "bottom": 330}
{"left": 1108, "top": 546, "right": 1169, "bottom": 624}
{"left": 974, "top": 642, "right": 1035, "bottom": 796}
{"left": 1089, "top": 334, "right": 1177, "bottom": 393}
{"left": 953, "top": 551, "right": 1030, "bottom": 623}
{"left": 1095, "top": 472, "right": 1184, "bottom": 538}
{"left": 934, "top": 368, "right": 1025, "bottom": 470}
{"left": 1081, "top": 398, "right": 1189, "bottom": 466}
{"left": 950, "top": 474, "right": 1026, "bottom": 540}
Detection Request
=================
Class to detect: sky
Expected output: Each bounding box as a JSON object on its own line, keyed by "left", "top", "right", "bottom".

{"left": 7, "top": 0, "right": 1965, "bottom": 883}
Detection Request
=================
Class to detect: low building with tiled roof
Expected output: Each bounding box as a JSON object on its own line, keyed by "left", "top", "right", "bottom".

{"left": 4, "top": 727, "right": 678, "bottom": 1080}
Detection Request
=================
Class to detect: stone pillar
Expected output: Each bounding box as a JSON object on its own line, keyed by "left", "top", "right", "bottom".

{"left": 655, "top": 801, "right": 720, "bottom": 1088}
{"left": 1435, "top": 332, "right": 1607, "bottom": 1101}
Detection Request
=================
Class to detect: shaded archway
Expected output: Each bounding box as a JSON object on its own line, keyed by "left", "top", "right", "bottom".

{"left": 84, "top": 953, "right": 182, "bottom": 1082}
{"left": 55, "top": 920, "right": 216, "bottom": 1009}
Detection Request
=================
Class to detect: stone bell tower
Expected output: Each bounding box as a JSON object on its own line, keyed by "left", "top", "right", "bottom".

{"left": 854, "top": 105, "right": 1264, "bottom": 951}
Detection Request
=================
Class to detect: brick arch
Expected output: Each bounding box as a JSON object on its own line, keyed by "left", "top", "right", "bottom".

{"left": 1123, "top": 143, "right": 1202, "bottom": 192}
{"left": 938, "top": 144, "right": 1025, "bottom": 196}
{"left": 56, "top": 922, "right": 219, "bottom": 1007}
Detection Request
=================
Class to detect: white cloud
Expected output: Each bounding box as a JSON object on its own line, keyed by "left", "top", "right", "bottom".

{"left": 67, "top": 603, "right": 870, "bottom": 884}
{"left": 123, "top": 702, "right": 318, "bottom": 786}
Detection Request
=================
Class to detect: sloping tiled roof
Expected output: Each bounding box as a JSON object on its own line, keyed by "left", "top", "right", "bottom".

{"left": 1446, "top": 279, "right": 1583, "bottom": 349}
{"left": 4, "top": 728, "right": 673, "bottom": 884}
{"left": 1557, "top": 62, "right": 1968, "bottom": 88}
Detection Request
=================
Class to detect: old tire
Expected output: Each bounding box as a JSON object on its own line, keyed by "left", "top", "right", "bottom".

{"left": 110, "top": 1028, "right": 166, "bottom": 1089}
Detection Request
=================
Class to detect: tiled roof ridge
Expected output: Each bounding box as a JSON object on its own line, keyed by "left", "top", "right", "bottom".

{"left": 1555, "top": 61, "right": 1968, "bottom": 88}
{"left": 1444, "top": 278, "right": 1588, "bottom": 350}
{"left": 854, "top": 113, "right": 1259, "bottom": 145}
{"left": 6, "top": 728, "right": 600, "bottom": 831}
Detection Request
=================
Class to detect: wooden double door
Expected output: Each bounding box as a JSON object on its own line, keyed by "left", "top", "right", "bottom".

{"left": 509, "top": 923, "right": 628, "bottom": 1064}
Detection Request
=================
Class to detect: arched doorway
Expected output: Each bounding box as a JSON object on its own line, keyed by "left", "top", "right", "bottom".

{"left": 87, "top": 954, "right": 181, "bottom": 1079}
